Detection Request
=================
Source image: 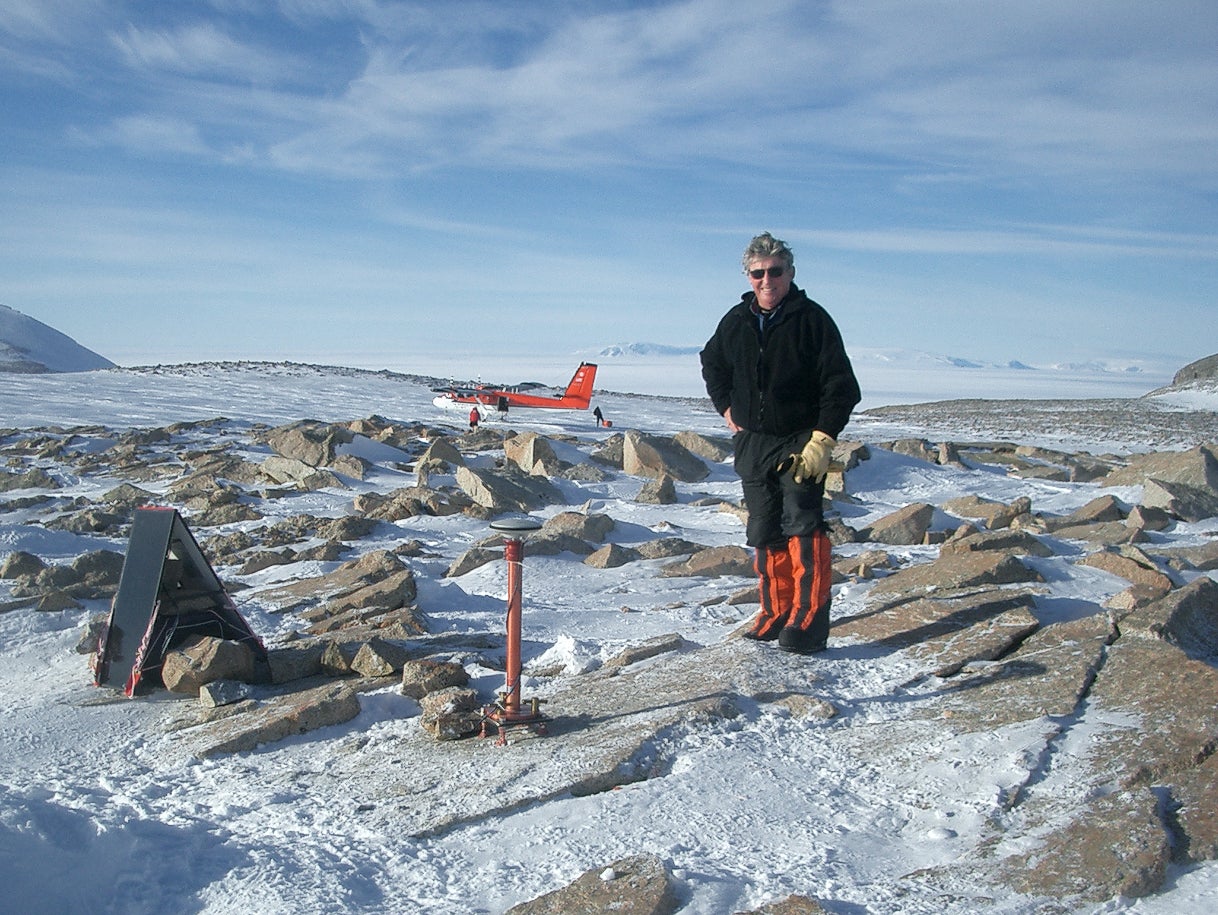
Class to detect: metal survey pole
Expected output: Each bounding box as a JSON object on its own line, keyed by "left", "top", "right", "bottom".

{"left": 483, "top": 516, "right": 547, "bottom": 743}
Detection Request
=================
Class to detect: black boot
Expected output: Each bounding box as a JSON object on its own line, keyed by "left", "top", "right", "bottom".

{"left": 777, "top": 625, "right": 827, "bottom": 654}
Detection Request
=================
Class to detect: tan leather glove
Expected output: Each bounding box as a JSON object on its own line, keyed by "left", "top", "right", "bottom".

{"left": 785, "top": 430, "right": 836, "bottom": 484}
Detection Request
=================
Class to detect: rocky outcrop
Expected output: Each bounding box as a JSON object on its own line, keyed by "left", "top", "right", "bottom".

{"left": 183, "top": 681, "right": 362, "bottom": 758}
{"left": 860, "top": 502, "right": 935, "bottom": 545}
{"left": 262, "top": 420, "right": 355, "bottom": 468}
{"left": 660, "top": 545, "right": 753, "bottom": 578}
{"left": 503, "top": 431, "right": 563, "bottom": 475}
{"left": 636, "top": 473, "right": 677, "bottom": 504}
{"left": 162, "top": 635, "right": 259, "bottom": 695}
{"left": 1170, "top": 352, "right": 1218, "bottom": 386}
{"left": 1, "top": 548, "right": 125, "bottom": 606}
{"left": 455, "top": 464, "right": 562, "bottom": 513}
{"left": 866, "top": 550, "right": 1045, "bottom": 602}
{"left": 622, "top": 431, "right": 709, "bottom": 482}
{"left": 505, "top": 854, "right": 680, "bottom": 915}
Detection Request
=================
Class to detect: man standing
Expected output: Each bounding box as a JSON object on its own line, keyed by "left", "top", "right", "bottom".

{"left": 701, "top": 232, "right": 861, "bottom": 654}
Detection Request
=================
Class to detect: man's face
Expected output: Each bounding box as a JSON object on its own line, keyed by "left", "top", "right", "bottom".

{"left": 746, "top": 257, "right": 792, "bottom": 312}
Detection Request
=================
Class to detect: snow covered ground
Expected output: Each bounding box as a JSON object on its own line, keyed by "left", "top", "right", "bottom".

{"left": 1, "top": 360, "right": 1216, "bottom": 914}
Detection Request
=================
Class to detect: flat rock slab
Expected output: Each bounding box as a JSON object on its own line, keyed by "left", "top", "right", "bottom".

{"left": 308, "top": 639, "right": 823, "bottom": 838}
{"left": 1084, "top": 635, "right": 1218, "bottom": 787}
{"left": 911, "top": 613, "right": 1115, "bottom": 733}
{"left": 997, "top": 786, "right": 1171, "bottom": 903}
{"left": 180, "top": 681, "right": 362, "bottom": 758}
{"left": 911, "top": 610, "right": 1218, "bottom": 905}
{"left": 866, "top": 551, "right": 1043, "bottom": 604}
{"left": 834, "top": 587, "right": 1041, "bottom": 678}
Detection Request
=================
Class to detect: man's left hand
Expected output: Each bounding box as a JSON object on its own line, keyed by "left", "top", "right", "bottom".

{"left": 782, "top": 431, "right": 836, "bottom": 483}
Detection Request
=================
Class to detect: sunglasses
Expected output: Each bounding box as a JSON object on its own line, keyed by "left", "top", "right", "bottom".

{"left": 747, "top": 266, "right": 786, "bottom": 279}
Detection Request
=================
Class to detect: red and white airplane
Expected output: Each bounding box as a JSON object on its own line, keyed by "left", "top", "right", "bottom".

{"left": 431, "top": 362, "right": 598, "bottom": 413}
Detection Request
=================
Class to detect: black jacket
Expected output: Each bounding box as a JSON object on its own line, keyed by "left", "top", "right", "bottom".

{"left": 700, "top": 285, "right": 860, "bottom": 439}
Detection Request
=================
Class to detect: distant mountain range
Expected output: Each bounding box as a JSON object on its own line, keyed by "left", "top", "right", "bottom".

{"left": 595, "top": 341, "right": 1162, "bottom": 376}
{"left": 0, "top": 304, "right": 115, "bottom": 373}
{"left": 596, "top": 343, "right": 703, "bottom": 358}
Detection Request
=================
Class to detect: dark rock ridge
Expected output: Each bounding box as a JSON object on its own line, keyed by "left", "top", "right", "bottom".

{"left": 1172, "top": 351, "right": 1218, "bottom": 386}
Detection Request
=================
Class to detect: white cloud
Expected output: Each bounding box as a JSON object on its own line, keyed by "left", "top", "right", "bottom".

{"left": 109, "top": 21, "right": 302, "bottom": 84}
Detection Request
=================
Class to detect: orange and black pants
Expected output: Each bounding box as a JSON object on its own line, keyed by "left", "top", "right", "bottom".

{"left": 735, "top": 429, "right": 832, "bottom": 639}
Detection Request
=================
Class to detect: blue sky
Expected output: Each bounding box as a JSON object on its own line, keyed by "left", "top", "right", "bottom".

{"left": 2, "top": 0, "right": 1215, "bottom": 374}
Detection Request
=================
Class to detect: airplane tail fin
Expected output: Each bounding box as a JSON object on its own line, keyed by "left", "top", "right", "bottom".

{"left": 561, "top": 362, "right": 597, "bottom": 408}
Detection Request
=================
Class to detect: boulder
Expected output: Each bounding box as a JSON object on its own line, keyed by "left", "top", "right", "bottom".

{"left": 884, "top": 438, "right": 936, "bottom": 463}
{"left": 263, "top": 420, "right": 354, "bottom": 468}
{"left": 1126, "top": 504, "right": 1174, "bottom": 532}
{"left": 862, "top": 502, "right": 934, "bottom": 545}
{"left": 162, "top": 636, "right": 258, "bottom": 695}
{"left": 351, "top": 637, "right": 413, "bottom": 678}
{"left": 400, "top": 659, "right": 470, "bottom": 700}
{"left": 832, "top": 549, "right": 893, "bottom": 580}
{"left": 1, "top": 550, "right": 47, "bottom": 579}
{"left": 1152, "top": 539, "right": 1218, "bottom": 571}
{"left": 737, "top": 895, "right": 828, "bottom": 915}
{"left": 673, "top": 430, "right": 732, "bottom": 462}
{"left": 1103, "top": 444, "right": 1218, "bottom": 490}
{"left": 505, "top": 854, "right": 679, "bottom": 915}
{"left": 518, "top": 531, "right": 595, "bottom": 558}
{"left": 304, "top": 601, "right": 427, "bottom": 639}
{"left": 356, "top": 485, "right": 469, "bottom": 520}
{"left": 1049, "top": 519, "right": 1146, "bottom": 546}
{"left": 1104, "top": 582, "right": 1173, "bottom": 614}
{"left": 419, "top": 686, "right": 483, "bottom": 740}
{"left": 585, "top": 543, "right": 641, "bottom": 569}
{"left": 939, "top": 527, "right": 1053, "bottom": 558}
{"left": 419, "top": 437, "right": 465, "bottom": 468}
{"left": 622, "top": 431, "right": 708, "bottom": 483}
{"left": 1058, "top": 493, "right": 1126, "bottom": 526}
{"left": 260, "top": 454, "right": 321, "bottom": 485}
{"left": 316, "top": 515, "right": 378, "bottom": 542}
{"left": 1140, "top": 478, "right": 1218, "bottom": 523}
{"left": 0, "top": 467, "right": 58, "bottom": 492}
{"left": 446, "top": 546, "right": 502, "bottom": 577}
{"left": 504, "top": 432, "right": 561, "bottom": 475}
{"left": 455, "top": 465, "right": 562, "bottom": 513}
{"left": 101, "top": 482, "right": 158, "bottom": 508}
{"left": 636, "top": 474, "right": 677, "bottom": 505}
{"left": 602, "top": 634, "right": 689, "bottom": 673}
{"left": 541, "top": 511, "right": 614, "bottom": 542}
{"left": 259, "top": 549, "right": 410, "bottom": 606}
{"left": 266, "top": 643, "right": 327, "bottom": 684}
{"left": 636, "top": 538, "right": 707, "bottom": 560}
{"left": 941, "top": 494, "right": 1030, "bottom": 530}
{"left": 319, "top": 569, "right": 418, "bottom": 617}
{"left": 1079, "top": 548, "right": 1174, "bottom": 593}
{"left": 198, "top": 679, "right": 252, "bottom": 708}
{"left": 661, "top": 545, "right": 753, "bottom": 578}
{"left": 867, "top": 551, "right": 1044, "bottom": 603}
{"left": 1120, "top": 576, "right": 1218, "bottom": 658}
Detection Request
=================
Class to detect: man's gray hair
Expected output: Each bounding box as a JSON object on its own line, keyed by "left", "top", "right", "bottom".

{"left": 742, "top": 232, "right": 794, "bottom": 272}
